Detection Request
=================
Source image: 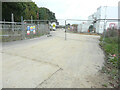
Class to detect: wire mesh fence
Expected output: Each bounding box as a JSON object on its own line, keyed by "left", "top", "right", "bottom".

{"left": 64, "top": 19, "right": 119, "bottom": 37}
{"left": 101, "top": 19, "right": 119, "bottom": 42}
{"left": 0, "top": 20, "right": 51, "bottom": 42}
{"left": 23, "top": 20, "right": 50, "bottom": 39}
{"left": 0, "top": 21, "right": 23, "bottom": 42}
{"left": 65, "top": 19, "right": 98, "bottom": 35}
{"left": 0, "top": 19, "right": 119, "bottom": 42}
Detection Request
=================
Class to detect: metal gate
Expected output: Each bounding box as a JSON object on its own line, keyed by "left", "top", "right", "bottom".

{"left": 23, "top": 20, "right": 50, "bottom": 39}
{"left": 0, "top": 21, "right": 23, "bottom": 42}
{"left": 0, "top": 19, "right": 119, "bottom": 42}
{"left": 0, "top": 20, "right": 56, "bottom": 42}
{"left": 63, "top": 19, "right": 119, "bottom": 41}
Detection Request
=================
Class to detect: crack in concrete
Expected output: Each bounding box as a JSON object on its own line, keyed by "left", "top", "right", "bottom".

{"left": 35, "top": 67, "right": 63, "bottom": 88}
{"left": 3, "top": 52, "right": 64, "bottom": 88}
{"left": 3, "top": 52, "right": 62, "bottom": 69}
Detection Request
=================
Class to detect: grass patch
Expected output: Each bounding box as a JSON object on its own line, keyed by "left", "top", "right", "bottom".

{"left": 100, "top": 35, "right": 119, "bottom": 88}
{"left": 102, "top": 84, "right": 108, "bottom": 87}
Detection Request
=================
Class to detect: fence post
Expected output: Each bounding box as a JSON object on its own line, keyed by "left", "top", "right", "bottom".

{"left": 31, "top": 16, "right": 33, "bottom": 24}
{"left": 65, "top": 20, "right": 67, "bottom": 40}
{"left": 48, "top": 21, "right": 50, "bottom": 34}
{"left": 103, "top": 20, "right": 107, "bottom": 42}
{"left": 22, "top": 20, "right": 25, "bottom": 40}
{"left": 11, "top": 13, "right": 14, "bottom": 32}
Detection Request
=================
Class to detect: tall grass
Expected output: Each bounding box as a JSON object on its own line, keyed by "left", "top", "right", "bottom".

{"left": 100, "top": 29, "right": 119, "bottom": 87}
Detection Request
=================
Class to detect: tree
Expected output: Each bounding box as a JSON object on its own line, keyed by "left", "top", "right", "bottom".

{"left": 89, "top": 25, "right": 94, "bottom": 32}
{"left": 2, "top": 2, "right": 56, "bottom": 22}
{"left": 39, "top": 7, "right": 56, "bottom": 20}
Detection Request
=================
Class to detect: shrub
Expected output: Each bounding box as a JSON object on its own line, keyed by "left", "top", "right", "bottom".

{"left": 103, "top": 28, "right": 118, "bottom": 38}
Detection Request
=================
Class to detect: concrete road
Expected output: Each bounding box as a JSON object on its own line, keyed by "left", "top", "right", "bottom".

{"left": 2, "top": 29, "right": 110, "bottom": 88}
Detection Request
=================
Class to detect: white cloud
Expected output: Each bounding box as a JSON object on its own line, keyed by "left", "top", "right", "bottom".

{"left": 32, "top": 0, "right": 119, "bottom": 19}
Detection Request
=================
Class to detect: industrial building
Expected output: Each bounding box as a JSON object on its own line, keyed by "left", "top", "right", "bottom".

{"left": 77, "top": 22, "right": 89, "bottom": 33}
{"left": 88, "top": 6, "right": 118, "bottom": 34}
{"left": 67, "top": 6, "right": 118, "bottom": 34}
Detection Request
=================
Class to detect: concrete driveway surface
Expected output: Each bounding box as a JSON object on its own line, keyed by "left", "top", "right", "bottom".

{"left": 2, "top": 29, "right": 110, "bottom": 88}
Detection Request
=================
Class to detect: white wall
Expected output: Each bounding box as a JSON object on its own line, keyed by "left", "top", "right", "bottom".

{"left": 96, "top": 6, "right": 118, "bottom": 33}
{"left": 78, "top": 23, "right": 89, "bottom": 33}
{"left": 96, "top": 21, "right": 104, "bottom": 33}
{"left": 78, "top": 24, "right": 82, "bottom": 33}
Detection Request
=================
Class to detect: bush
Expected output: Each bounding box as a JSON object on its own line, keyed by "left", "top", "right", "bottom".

{"left": 103, "top": 28, "right": 118, "bottom": 38}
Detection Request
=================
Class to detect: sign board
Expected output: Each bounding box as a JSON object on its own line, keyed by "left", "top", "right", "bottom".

{"left": 27, "top": 30, "right": 30, "bottom": 35}
{"left": 33, "top": 26, "right": 35, "bottom": 30}
{"left": 33, "top": 30, "right": 36, "bottom": 34}
{"left": 27, "top": 26, "right": 30, "bottom": 31}
{"left": 53, "top": 24, "right": 55, "bottom": 28}
{"left": 30, "top": 26, "right": 33, "bottom": 31}
{"left": 51, "top": 22, "right": 56, "bottom": 30}
{"left": 33, "top": 26, "right": 36, "bottom": 34}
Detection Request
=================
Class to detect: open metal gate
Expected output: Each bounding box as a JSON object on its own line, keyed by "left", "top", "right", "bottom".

{"left": 0, "top": 19, "right": 119, "bottom": 42}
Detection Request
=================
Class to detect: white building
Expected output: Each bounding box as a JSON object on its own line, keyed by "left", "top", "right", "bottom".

{"left": 78, "top": 22, "right": 89, "bottom": 33}
{"left": 88, "top": 6, "right": 118, "bottom": 34}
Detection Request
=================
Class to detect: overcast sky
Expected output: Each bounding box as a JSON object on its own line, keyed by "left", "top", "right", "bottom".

{"left": 32, "top": 0, "right": 119, "bottom": 20}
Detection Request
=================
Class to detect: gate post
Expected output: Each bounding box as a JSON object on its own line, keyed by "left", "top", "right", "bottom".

{"left": 103, "top": 20, "right": 107, "bottom": 42}
{"left": 21, "top": 20, "right": 25, "bottom": 40}
{"left": 48, "top": 20, "right": 50, "bottom": 34}
{"left": 65, "top": 20, "right": 67, "bottom": 40}
{"left": 11, "top": 13, "right": 14, "bottom": 32}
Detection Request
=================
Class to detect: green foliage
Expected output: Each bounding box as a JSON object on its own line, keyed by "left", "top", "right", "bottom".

{"left": 39, "top": 7, "right": 56, "bottom": 20}
{"left": 104, "top": 37, "right": 118, "bottom": 44}
{"left": 103, "top": 37, "right": 118, "bottom": 55}
{"left": 102, "top": 84, "right": 108, "bottom": 87}
{"left": 89, "top": 25, "right": 93, "bottom": 32}
{"left": 2, "top": 2, "right": 56, "bottom": 22}
{"left": 23, "top": 2, "right": 38, "bottom": 20}
{"left": 108, "top": 57, "right": 118, "bottom": 68}
{"left": 104, "top": 29, "right": 118, "bottom": 38}
{"left": 2, "top": 2, "right": 25, "bottom": 21}
{"left": 100, "top": 29, "right": 119, "bottom": 87}
{"left": 101, "top": 36, "right": 118, "bottom": 67}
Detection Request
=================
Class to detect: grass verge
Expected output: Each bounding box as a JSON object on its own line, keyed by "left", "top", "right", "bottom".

{"left": 99, "top": 36, "right": 119, "bottom": 88}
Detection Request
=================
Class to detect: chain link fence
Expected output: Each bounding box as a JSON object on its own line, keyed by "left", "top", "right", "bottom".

{"left": 23, "top": 20, "right": 50, "bottom": 39}
{"left": 0, "top": 21, "right": 23, "bottom": 42}
{"left": 0, "top": 20, "right": 50, "bottom": 42}
{"left": 101, "top": 19, "right": 118, "bottom": 41}
{"left": 65, "top": 19, "right": 98, "bottom": 35}
{"left": 0, "top": 19, "right": 119, "bottom": 42}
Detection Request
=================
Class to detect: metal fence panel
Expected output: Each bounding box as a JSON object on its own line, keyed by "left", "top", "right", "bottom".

{"left": 0, "top": 22, "right": 23, "bottom": 42}
{"left": 0, "top": 20, "right": 50, "bottom": 42}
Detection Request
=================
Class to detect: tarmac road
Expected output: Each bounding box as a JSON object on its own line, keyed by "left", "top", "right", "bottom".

{"left": 2, "top": 29, "right": 111, "bottom": 88}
